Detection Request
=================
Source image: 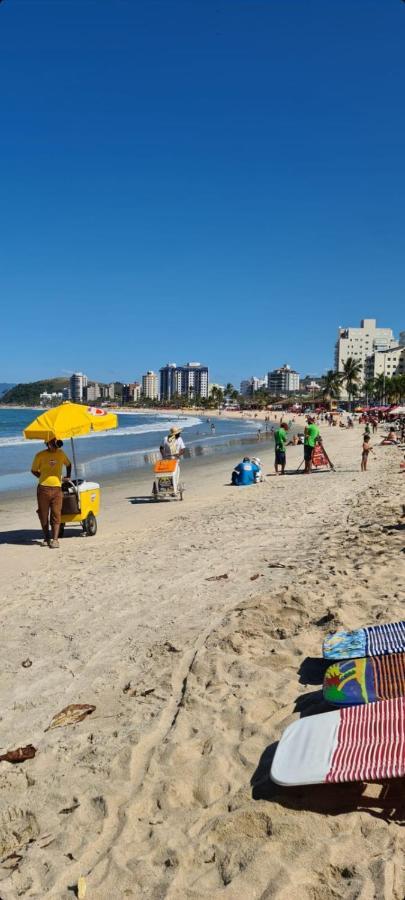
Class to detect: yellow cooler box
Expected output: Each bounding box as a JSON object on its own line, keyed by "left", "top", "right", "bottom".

{"left": 61, "top": 480, "right": 100, "bottom": 536}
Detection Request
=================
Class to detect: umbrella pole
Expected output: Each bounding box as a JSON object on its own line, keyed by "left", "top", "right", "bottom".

{"left": 71, "top": 438, "right": 79, "bottom": 483}
{"left": 70, "top": 438, "right": 81, "bottom": 513}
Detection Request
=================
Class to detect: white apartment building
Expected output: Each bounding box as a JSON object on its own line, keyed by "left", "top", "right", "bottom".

{"left": 159, "top": 363, "right": 209, "bottom": 400}
{"left": 335, "top": 319, "right": 397, "bottom": 381}
{"left": 365, "top": 346, "right": 405, "bottom": 381}
{"left": 267, "top": 364, "right": 300, "bottom": 394}
{"left": 208, "top": 382, "right": 225, "bottom": 394}
{"left": 240, "top": 376, "right": 267, "bottom": 396}
{"left": 85, "top": 383, "right": 100, "bottom": 403}
{"left": 39, "top": 391, "right": 63, "bottom": 407}
{"left": 142, "top": 370, "right": 159, "bottom": 400}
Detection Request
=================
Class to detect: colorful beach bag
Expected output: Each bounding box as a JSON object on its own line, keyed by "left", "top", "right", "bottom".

{"left": 323, "top": 621, "right": 405, "bottom": 660}
{"left": 323, "top": 653, "right": 405, "bottom": 706}
{"left": 270, "top": 697, "right": 405, "bottom": 786}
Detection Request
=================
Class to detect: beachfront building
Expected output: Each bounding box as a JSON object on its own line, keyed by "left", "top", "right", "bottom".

{"left": 70, "top": 372, "right": 88, "bottom": 402}
{"left": 365, "top": 345, "right": 405, "bottom": 380}
{"left": 142, "top": 371, "right": 159, "bottom": 400}
{"left": 208, "top": 382, "right": 225, "bottom": 395}
{"left": 85, "top": 383, "right": 100, "bottom": 403}
{"left": 240, "top": 376, "right": 267, "bottom": 396}
{"left": 39, "top": 391, "right": 63, "bottom": 407}
{"left": 267, "top": 365, "right": 300, "bottom": 395}
{"left": 122, "top": 382, "right": 142, "bottom": 403}
{"left": 334, "top": 319, "right": 397, "bottom": 382}
{"left": 159, "top": 362, "right": 209, "bottom": 401}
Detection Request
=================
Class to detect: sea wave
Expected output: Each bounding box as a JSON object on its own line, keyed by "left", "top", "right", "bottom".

{"left": 0, "top": 416, "right": 202, "bottom": 448}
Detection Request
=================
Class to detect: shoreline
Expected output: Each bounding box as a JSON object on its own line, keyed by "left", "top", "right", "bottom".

{"left": 0, "top": 409, "right": 279, "bottom": 497}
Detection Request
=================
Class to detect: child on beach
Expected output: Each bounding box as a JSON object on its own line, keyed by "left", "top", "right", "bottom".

{"left": 361, "top": 434, "right": 374, "bottom": 471}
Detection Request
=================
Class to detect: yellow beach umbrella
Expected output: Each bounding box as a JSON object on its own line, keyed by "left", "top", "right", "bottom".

{"left": 24, "top": 402, "right": 118, "bottom": 481}
{"left": 24, "top": 402, "right": 118, "bottom": 441}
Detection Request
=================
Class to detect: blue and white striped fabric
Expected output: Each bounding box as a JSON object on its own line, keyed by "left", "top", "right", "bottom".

{"left": 365, "top": 621, "right": 405, "bottom": 657}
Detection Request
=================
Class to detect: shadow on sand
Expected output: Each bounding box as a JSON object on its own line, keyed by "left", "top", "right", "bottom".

{"left": 251, "top": 742, "right": 405, "bottom": 823}
{"left": 0, "top": 528, "right": 84, "bottom": 545}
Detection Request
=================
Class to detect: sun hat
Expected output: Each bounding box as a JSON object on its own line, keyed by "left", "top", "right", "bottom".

{"left": 169, "top": 426, "right": 182, "bottom": 435}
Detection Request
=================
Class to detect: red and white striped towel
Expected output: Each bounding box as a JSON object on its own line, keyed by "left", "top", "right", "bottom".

{"left": 271, "top": 698, "right": 405, "bottom": 786}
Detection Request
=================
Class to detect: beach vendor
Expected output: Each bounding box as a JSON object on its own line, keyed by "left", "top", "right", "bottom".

{"left": 161, "top": 426, "right": 185, "bottom": 459}
{"left": 31, "top": 439, "right": 72, "bottom": 548}
{"left": 274, "top": 422, "right": 288, "bottom": 475}
{"left": 304, "top": 416, "right": 320, "bottom": 474}
{"left": 231, "top": 456, "right": 260, "bottom": 486}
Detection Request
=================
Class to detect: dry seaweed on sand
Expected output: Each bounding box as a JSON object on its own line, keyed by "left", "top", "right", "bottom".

{"left": 45, "top": 704, "right": 96, "bottom": 731}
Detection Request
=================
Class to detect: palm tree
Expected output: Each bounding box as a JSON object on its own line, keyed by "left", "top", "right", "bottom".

{"left": 209, "top": 386, "right": 224, "bottom": 408}
{"left": 321, "top": 370, "right": 343, "bottom": 410}
{"left": 374, "top": 373, "right": 385, "bottom": 403}
{"left": 385, "top": 375, "right": 405, "bottom": 404}
{"left": 363, "top": 378, "right": 376, "bottom": 405}
{"left": 342, "top": 357, "right": 362, "bottom": 410}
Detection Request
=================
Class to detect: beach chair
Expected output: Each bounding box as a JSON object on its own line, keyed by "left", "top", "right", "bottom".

{"left": 323, "top": 653, "right": 405, "bottom": 706}
{"left": 323, "top": 621, "right": 405, "bottom": 660}
{"left": 270, "top": 697, "right": 405, "bottom": 786}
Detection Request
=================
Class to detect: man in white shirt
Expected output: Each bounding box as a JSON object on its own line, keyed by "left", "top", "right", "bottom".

{"left": 161, "top": 426, "right": 186, "bottom": 459}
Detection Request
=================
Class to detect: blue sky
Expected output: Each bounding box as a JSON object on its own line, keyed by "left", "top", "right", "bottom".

{"left": 1, "top": 0, "right": 404, "bottom": 386}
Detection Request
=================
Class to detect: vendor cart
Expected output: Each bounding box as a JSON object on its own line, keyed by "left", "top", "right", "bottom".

{"left": 60, "top": 479, "right": 100, "bottom": 536}
{"left": 152, "top": 458, "right": 184, "bottom": 501}
{"left": 24, "top": 402, "right": 118, "bottom": 538}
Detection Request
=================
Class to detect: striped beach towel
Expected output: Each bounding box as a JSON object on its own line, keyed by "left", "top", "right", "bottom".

{"left": 366, "top": 621, "right": 405, "bottom": 657}
{"left": 271, "top": 697, "right": 405, "bottom": 786}
{"left": 323, "top": 621, "right": 405, "bottom": 660}
{"left": 326, "top": 697, "right": 405, "bottom": 783}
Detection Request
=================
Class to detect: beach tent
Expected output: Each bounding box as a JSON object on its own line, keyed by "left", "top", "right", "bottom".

{"left": 24, "top": 402, "right": 118, "bottom": 480}
{"left": 388, "top": 405, "right": 405, "bottom": 416}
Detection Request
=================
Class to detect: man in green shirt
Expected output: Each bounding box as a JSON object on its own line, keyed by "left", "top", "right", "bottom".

{"left": 274, "top": 422, "right": 288, "bottom": 475}
{"left": 304, "top": 417, "right": 320, "bottom": 474}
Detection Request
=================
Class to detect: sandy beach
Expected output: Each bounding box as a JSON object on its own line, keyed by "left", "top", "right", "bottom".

{"left": 0, "top": 425, "right": 404, "bottom": 899}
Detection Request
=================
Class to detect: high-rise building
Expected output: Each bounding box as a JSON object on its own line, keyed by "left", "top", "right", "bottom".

{"left": 240, "top": 376, "right": 267, "bottom": 396}
{"left": 159, "top": 362, "right": 209, "bottom": 401}
{"left": 70, "top": 372, "right": 88, "bottom": 402}
{"left": 85, "top": 383, "right": 100, "bottom": 403}
{"left": 142, "top": 371, "right": 159, "bottom": 400}
{"left": 335, "top": 319, "right": 397, "bottom": 382}
{"left": 122, "top": 382, "right": 141, "bottom": 403}
{"left": 267, "top": 364, "right": 299, "bottom": 394}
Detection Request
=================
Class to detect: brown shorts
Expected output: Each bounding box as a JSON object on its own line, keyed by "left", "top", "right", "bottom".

{"left": 37, "top": 485, "right": 63, "bottom": 529}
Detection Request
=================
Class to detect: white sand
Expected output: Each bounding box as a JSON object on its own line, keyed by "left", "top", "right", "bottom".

{"left": 0, "top": 425, "right": 404, "bottom": 898}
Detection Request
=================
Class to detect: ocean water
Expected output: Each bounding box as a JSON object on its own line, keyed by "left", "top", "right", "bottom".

{"left": 0, "top": 407, "right": 267, "bottom": 492}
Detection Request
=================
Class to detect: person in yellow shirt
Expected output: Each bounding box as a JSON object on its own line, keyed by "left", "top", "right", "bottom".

{"left": 31, "top": 439, "right": 72, "bottom": 548}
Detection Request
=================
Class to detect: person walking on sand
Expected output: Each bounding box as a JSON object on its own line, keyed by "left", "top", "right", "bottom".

{"left": 274, "top": 422, "right": 288, "bottom": 475}
{"left": 361, "top": 434, "right": 374, "bottom": 471}
{"left": 304, "top": 416, "right": 320, "bottom": 474}
{"left": 31, "top": 439, "right": 72, "bottom": 548}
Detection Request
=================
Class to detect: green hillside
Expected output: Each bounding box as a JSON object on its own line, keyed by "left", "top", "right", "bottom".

{"left": 2, "top": 378, "right": 69, "bottom": 405}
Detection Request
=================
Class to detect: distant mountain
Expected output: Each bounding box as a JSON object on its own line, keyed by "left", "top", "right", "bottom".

{"left": 0, "top": 383, "right": 15, "bottom": 398}
{"left": 2, "top": 378, "right": 69, "bottom": 406}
